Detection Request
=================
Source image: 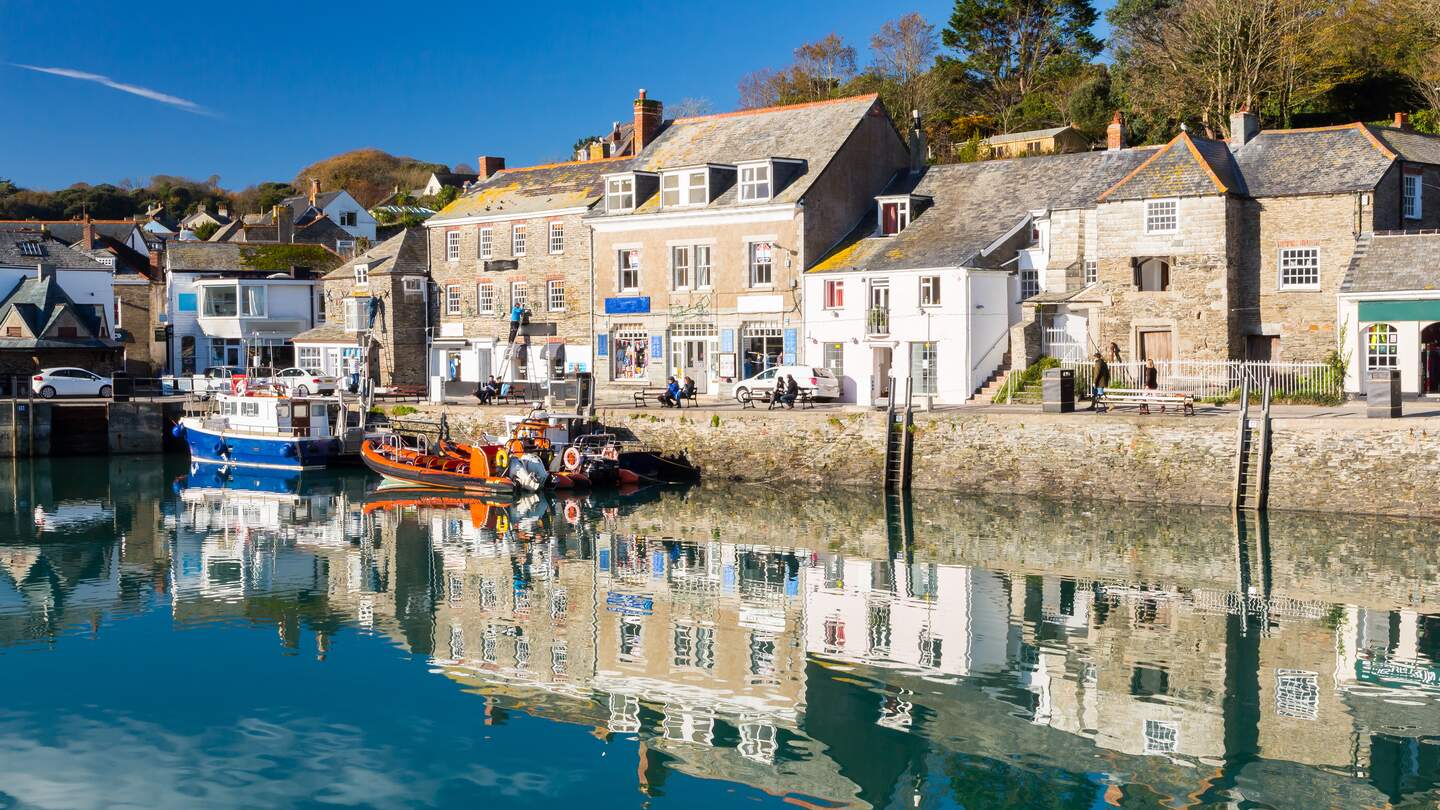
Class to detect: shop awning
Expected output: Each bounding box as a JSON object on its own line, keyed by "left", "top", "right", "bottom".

{"left": 1357, "top": 299, "right": 1440, "bottom": 322}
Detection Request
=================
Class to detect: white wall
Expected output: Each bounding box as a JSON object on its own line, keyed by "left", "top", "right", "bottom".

{"left": 0, "top": 265, "right": 114, "bottom": 335}
{"left": 322, "top": 192, "right": 377, "bottom": 241}
{"left": 1339, "top": 296, "right": 1440, "bottom": 394}
{"left": 168, "top": 273, "right": 319, "bottom": 373}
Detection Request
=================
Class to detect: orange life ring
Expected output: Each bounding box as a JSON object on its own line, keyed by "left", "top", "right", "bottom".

{"left": 562, "top": 446, "right": 582, "bottom": 471}
{"left": 508, "top": 438, "right": 525, "bottom": 455}
{"left": 564, "top": 501, "right": 581, "bottom": 524}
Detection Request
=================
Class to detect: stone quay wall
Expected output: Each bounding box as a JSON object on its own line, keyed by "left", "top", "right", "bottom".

{"left": 427, "top": 405, "right": 1440, "bottom": 517}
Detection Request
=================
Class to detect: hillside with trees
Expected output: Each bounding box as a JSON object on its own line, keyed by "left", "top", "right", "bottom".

{"left": 291, "top": 149, "right": 447, "bottom": 208}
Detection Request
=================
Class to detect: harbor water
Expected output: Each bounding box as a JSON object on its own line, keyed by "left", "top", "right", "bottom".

{"left": 2, "top": 456, "right": 1440, "bottom": 808}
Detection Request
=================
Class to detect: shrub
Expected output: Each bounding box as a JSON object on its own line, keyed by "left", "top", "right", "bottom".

{"left": 390, "top": 405, "right": 418, "bottom": 416}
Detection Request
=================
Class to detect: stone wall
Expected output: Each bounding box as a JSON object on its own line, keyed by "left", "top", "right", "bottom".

{"left": 1251, "top": 192, "right": 1361, "bottom": 361}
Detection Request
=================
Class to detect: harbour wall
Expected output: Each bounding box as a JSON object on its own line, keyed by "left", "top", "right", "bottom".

{"left": 426, "top": 406, "right": 1440, "bottom": 518}
{"left": 0, "top": 401, "right": 179, "bottom": 457}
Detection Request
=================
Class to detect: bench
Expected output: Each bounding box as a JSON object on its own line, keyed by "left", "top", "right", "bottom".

{"left": 376, "top": 385, "right": 425, "bottom": 402}
{"left": 1098, "top": 388, "right": 1195, "bottom": 415}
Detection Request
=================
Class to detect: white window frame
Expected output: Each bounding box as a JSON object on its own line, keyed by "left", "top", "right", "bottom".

{"left": 479, "top": 226, "right": 493, "bottom": 260}
{"left": 239, "top": 285, "right": 267, "bottom": 318}
{"left": 402, "top": 276, "right": 423, "bottom": 294}
{"left": 919, "top": 275, "right": 941, "bottom": 307}
{"left": 298, "top": 346, "right": 322, "bottom": 369}
{"left": 446, "top": 230, "right": 461, "bottom": 261}
{"left": 1404, "top": 172, "right": 1423, "bottom": 220}
{"left": 747, "top": 241, "right": 774, "bottom": 288}
{"left": 661, "top": 169, "right": 708, "bottom": 208}
{"left": 670, "top": 245, "right": 691, "bottom": 290}
{"left": 353, "top": 263, "right": 369, "bottom": 287}
{"left": 510, "top": 281, "right": 528, "bottom": 311}
{"left": 1144, "top": 199, "right": 1179, "bottom": 235}
{"left": 477, "top": 281, "right": 495, "bottom": 315}
{"left": 739, "top": 163, "right": 772, "bottom": 203}
{"left": 1277, "top": 247, "right": 1320, "bottom": 290}
{"left": 1020, "top": 270, "right": 1039, "bottom": 300}
{"left": 339, "top": 211, "right": 358, "bottom": 227}
{"left": 548, "top": 222, "right": 564, "bottom": 254}
{"left": 879, "top": 198, "right": 910, "bottom": 235}
{"left": 607, "top": 176, "right": 635, "bottom": 212}
{"left": 547, "top": 279, "right": 565, "bottom": 312}
{"left": 1084, "top": 259, "right": 1098, "bottom": 285}
{"left": 342, "top": 297, "right": 367, "bottom": 333}
{"left": 512, "top": 224, "right": 527, "bottom": 257}
{"left": 618, "top": 249, "right": 641, "bottom": 292}
{"left": 694, "top": 244, "right": 713, "bottom": 289}
{"left": 445, "top": 284, "right": 461, "bottom": 315}
{"left": 823, "top": 279, "right": 844, "bottom": 310}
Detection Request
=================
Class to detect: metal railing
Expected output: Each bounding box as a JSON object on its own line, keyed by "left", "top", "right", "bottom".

{"left": 866, "top": 307, "right": 890, "bottom": 336}
{"left": 1066, "top": 359, "right": 1340, "bottom": 402}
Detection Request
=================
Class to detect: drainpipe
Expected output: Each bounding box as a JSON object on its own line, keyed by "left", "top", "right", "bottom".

{"left": 587, "top": 222, "right": 597, "bottom": 417}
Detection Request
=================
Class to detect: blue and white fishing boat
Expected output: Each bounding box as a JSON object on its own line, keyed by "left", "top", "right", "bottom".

{"left": 175, "top": 390, "right": 364, "bottom": 470}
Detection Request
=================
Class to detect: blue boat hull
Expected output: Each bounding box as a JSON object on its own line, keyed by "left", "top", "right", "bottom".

{"left": 181, "top": 421, "right": 340, "bottom": 470}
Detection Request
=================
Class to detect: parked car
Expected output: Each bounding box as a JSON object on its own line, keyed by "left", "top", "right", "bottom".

{"left": 32, "top": 368, "right": 113, "bottom": 399}
{"left": 272, "top": 367, "right": 337, "bottom": 396}
{"left": 191, "top": 366, "right": 244, "bottom": 393}
{"left": 732, "top": 366, "right": 841, "bottom": 402}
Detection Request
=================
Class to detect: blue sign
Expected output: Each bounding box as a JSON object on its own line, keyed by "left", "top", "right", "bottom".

{"left": 604, "top": 296, "right": 651, "bottom": 315}
{"left": 783, "top": 328, "right": 798, "bottom": 364}
{"left": 177, "top": 293, "right": 197, "bottom": 313}
{"left": 606, "top": 592, "right": 654, "bottom": 616}
{"left": 720, "top": 329, "right": 735, "bottom": 353}
{"left": 597, "top": 334, "right": 609, "bottom": 358}
{"left": 651, "top": 334, "right": 664, "bottom": 365}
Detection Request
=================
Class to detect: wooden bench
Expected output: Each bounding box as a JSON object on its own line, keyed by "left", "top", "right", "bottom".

{"left": 1098, "top": 388, "right": 1195, "bottom": 415}
{"left": 376, "top": 385, "right": 425, "bottom": 402}
{"left": 633, "top": 387, "right": 667, "bottom": 407}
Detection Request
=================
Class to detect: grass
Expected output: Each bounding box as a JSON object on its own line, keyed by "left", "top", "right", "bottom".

{"left": 389, "top": 405, "right": 418, "bottom": 416}
{"left": 994, "top": 356, "right": 1059, "bottom": 404}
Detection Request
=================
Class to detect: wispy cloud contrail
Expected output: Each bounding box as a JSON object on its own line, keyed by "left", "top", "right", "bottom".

{"left": 10, "top": 63, "right": 217, "bottom": 116}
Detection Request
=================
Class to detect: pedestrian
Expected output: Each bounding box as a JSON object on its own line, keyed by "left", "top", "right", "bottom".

{"left": 1140, "top": 359, "right": 1158, "bottom": 414}
{"left": 1090, "top": 352, "right": 1110, "bottom": 411}
{"left": 659, "top": 376, "right": 680, "bottom": 408}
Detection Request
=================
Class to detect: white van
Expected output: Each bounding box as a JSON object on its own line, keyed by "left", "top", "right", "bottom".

{"left": 732, "top": 366, "right": 841, "bottom": 402}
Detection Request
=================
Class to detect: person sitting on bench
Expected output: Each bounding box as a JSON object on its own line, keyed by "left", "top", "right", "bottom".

{"left": 474, "top": 375, "right": 498, "bottom": 405}
{"left": 1141, "top": 359, "right": 1160, "bottom": 414}
{"left": 681, "top": 376, "right": 697, "bottom": 404}
{"left": 659, "top": 376, "right": 681, "bottom": 408}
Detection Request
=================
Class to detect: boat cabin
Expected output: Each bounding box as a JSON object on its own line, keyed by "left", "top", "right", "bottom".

{"left": 212, "top": 392, "right": 337, "bottom": 439}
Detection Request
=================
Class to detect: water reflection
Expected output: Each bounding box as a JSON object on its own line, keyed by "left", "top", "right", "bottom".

{"left": 2, "top": 458, "right": 1440, "bottom": 807}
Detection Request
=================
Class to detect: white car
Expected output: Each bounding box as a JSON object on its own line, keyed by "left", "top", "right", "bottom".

{"left": 732, "top": 365, "right": 841, "bottom": 402}
{"left": 32, "top": 367, "right": 112, "bottom": 399}
{"left": 273, "top": 367, "right": 337, "bottom": 396}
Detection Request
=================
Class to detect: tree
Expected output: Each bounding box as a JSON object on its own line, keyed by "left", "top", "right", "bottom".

{"left": 192, "top": 221, "right": 220, "bottom": 241}
{"left": 737, "top": 34, "right": 859, "bottom": 108}
{"left": 940, "top": 0, "right": 1102, "bottom": 131}
{"left": 670, "top": 97, "right": 714, "bottom": 118}
{"left": 738, "top": 68, "right": 783, "bottom": 109}
{"left": 871, "top": 13, "right": 940, "bottom": 119}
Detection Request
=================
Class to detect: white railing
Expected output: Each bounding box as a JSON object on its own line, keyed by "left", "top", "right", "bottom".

{"left": 1041, "top": 328, "right": 1086, "bottom": 362}
{"left": 1064, "top": 359, "right": 1340, "bottom": 401}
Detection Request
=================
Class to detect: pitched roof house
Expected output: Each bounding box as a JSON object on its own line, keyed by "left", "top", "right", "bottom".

{"left": 0, "top": 231, "right": 119, "bottom": 373}
{"left": 278, "top": 180, "right": 376, "bottom": 241}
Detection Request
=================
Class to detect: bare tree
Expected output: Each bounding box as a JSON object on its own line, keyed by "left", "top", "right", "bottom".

{"left": 739, "top": 68, "right": 782, "bottom": 109}
{"left": 792, "top": 33, "right": 858, "bottom": 100}
{"left": 670, "top": 97, "right": 715, "bottom": 118}
{"left": 872, "top": 13, "right": 939, "bottom": 118}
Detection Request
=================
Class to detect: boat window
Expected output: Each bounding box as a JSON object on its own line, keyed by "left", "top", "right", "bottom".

{"left": 293, "top": 404, "right": 309, "bottom": 419}
{"left": 276, "top": 403, "right": 290, "bottom": 419}
{"left": 241, "top": 402, "right": 259, "bottom": 417}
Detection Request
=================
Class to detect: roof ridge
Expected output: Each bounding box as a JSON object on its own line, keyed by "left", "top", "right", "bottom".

{"left": 1179, "top": 131, "right": 1231, "bottom": 194}
{"left": 670, "top": 93, "right": 879, "bottom": 125}
{"left": 494, "top": 155, "right": 632, "bottom": 174}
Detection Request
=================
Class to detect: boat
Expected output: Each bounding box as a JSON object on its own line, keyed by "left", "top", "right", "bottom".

{"left": 562, "top": 431, "right": 700, "bottom": 485}
{"left": 360, "top": 431, "right": 516, "bottom": 496}
{"left": 174, "top": 388, "right": 366, "bottom": 470}
{"left": 482, "top": 411, "right": 592, "bottom": 491}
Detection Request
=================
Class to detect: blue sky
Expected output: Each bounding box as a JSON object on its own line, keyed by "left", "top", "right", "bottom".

{"left": 0, "top": 0, "right": 1113, "bottom": 191}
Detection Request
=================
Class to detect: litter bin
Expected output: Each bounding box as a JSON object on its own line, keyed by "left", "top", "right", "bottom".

{"left": 1042, "top": 368, "right": 1075, "bottom": 413}
{"left": 111, "top": 370, "right": 132, "bottom": 402}
{"left": 1367, "top": 368, "right": 1401, "bottom": 418}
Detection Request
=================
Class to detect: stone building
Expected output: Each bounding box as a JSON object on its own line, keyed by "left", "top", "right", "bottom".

{"left": 0, "top": 230, "right": 119, "bottom": 376}
{"left": 425, "top": 150, "right": 631, "bottom": 400}
{"left": 588, "top": 93, "right": 909, "bottom": 398}
{"left": 982, "top": 123, "right": 1090, "bottom": 159}
{"left": 291, "top": 228, "right": 429, "bottom": 390}
{"left": 1337, "top": 231, "right": 1440, "bottom": 394}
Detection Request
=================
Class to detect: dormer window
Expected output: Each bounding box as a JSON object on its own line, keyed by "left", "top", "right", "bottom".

{"left": 607, "top": 176, "right": 635, "bottom": 212}
{"left": 739, "top": 163, "right": 772, "bottom": 202}
{"left": 879, "top": 199, "right": 910, "bottom": 235}
{"left": 661, "top": 169, "right": 708, "bottom": 208}
{"left": 353, "top": 263, "right": 369, "bottom": 286}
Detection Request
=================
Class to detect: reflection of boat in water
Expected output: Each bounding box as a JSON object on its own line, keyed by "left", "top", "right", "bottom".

{"left": 362, "top": 483, "right": 552, "bottom": 538}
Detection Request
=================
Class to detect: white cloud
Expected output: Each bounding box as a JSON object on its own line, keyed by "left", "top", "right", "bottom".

{"left": 9, "top": 63, "right": 217, "bottom": 116}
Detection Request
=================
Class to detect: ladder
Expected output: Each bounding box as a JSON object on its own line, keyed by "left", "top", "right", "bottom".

{"left": 1232, "top": 372, "right": 1273, "bottom": 511}
{"left": 493, "top": 322, "right": 530, "bottom": 383}
{"left": 884, "top": 376, "right": 914, "bottom": 492}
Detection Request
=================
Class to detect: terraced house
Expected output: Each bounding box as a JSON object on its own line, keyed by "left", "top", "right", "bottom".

{"left": 587, "top": 93, "right": 909, "bottom": 398}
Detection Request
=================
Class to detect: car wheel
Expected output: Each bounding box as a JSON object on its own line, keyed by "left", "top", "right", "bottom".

{"left": 734, "top": 387, "right": 749, "bottom": 403}
{"left": 98, "top": 385, "right": 112, "bottom": 398}
{"left": 39, "top": 386, "right": 55, "bottom": 399}
{"left": 295, "top": 385, "right": 310, "bottom": 397}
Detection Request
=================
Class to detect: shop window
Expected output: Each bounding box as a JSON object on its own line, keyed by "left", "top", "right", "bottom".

{"left": 1366, "top": 323, "right": 1398, "bottom": 369}
{"left": 612, "top": 327, "right": 649, "bottom": 381}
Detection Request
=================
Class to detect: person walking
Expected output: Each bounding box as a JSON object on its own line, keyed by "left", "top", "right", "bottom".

{"left": 1090, "top": 352, "right": 1110, "bottom": 411}
{"left": 1140, "top": 359, "right": 1158, "bottom": 414}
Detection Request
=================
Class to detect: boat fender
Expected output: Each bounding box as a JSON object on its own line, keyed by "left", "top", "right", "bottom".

{"left": 493, "top": 447, "right": 510, "bottom": 472}
{"left": 562, "top": 447, "right": 582, "bottom": 471}
{"left": 563, "top": 501, "right": 581, "bottom": 524}
{"left": 171, "top": 423, "right": 186, "bottom": 439}
{"left": 618, "top": 468, "right": 640, "bottom": 485}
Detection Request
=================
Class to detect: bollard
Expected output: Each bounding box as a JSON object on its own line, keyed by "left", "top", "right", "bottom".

{"left": 1367, "top": 368, "right": 1402, "bottom": 418}
{"left": 1043, "top": 368, "right": 1075, "bottom": 413}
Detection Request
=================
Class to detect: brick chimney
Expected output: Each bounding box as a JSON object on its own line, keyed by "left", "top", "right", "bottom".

{"left": 148, "top": 248, "right": 162, "bottom": 272}
{"left": 587, "top": 141, "right": 609, "bottom": 161}
{"left": 633, "top": 89, "right": 663, "bottom": 152}
{"left": 274, "top": 204, "right": 294, "bottom": 244}
{"left": 1229, "top": 104, "right": 1259, "bottom": 149}
{"left": 1106, "top": 112, "right": 1127, "bottom": 151}
{"left": 477, "top": 156, "right": 506, "bottom": 179}
{"left": 308, "top": 177, "right": 320, "bottom": 206}
{"left": 1395, "top": 112, "right": 1411, "bottom": 130}
{"left": 82, "top": 215, "right": 94, "bottom": 249}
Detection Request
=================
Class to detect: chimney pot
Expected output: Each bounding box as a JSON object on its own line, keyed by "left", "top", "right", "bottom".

{"left": 82, "top": 215, "right": 94, "bottom": 249}
{"left": 1229, "top": 106, "right": 1259, "bottom": 149}
{"left": 1106, "top": 112, "right": 1127, "bottom": 151}
{"left": 308, "top": 177, "right": 320, "bottom": 207}
{"left": 274, "top": 204, "right": 294, "bottom": 244}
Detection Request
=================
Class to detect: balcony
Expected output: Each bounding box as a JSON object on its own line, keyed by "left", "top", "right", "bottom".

{"left": 867, "top": 307, "right": 890, "bottom": 337}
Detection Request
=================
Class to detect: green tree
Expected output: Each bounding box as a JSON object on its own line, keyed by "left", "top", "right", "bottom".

{"left": 192, "top": 221, "right": 220, "bottom": 241}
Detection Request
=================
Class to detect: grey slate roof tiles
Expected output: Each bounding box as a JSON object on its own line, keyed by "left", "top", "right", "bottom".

{"left": 983, "top": 125, "right": 1074, "bottom": 145}
{"left": 430, "top": 156, "right": 635, "bottom": 223}
{"left": 1341, "top": 232, "right": 1440, "bottom": 293}
{"left": 1234, "top": 125, "right": 1395, "bottom": 197}
{"left": 1100, "top": 133, "right": 1234, "bottom": 201}
{"left": 322, "top": 228, "right": 425, "bottom": 280}
{"left": 0, "top": 230, "right": 109, "bottom": 268}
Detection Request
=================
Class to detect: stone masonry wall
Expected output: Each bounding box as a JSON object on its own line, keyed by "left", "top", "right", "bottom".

{"left": 1252, "top": 193, "right": 1362, "bottom": 361}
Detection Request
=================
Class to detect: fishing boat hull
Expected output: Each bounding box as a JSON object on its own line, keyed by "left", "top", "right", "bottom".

{"left": 618, "top": 450, "right": 701, "bottom": 484}
{"left": 360, "top": 440, "right": 516, "bottom": 496}
{"left": 178, "top": 417, "right": 341, "bottom": 471}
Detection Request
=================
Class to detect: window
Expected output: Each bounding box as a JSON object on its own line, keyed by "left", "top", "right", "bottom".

{"left": 1029, "top": 222, "right": 1041, "bottom": 245}
{"left": 446, "top": 230, "right": 460, "bottom": 261}
{"left": 613, "top": 326, "right": 650, "bottom": 380}
{"left": 547, "top": 279, "right": 565, "bottom": 312}
{"left": 511, "top": 281, "right": 528, "bottom": 311}
{"left": 479, "top": 227, "right": 493, "bottom": 259}
{"left": 671, "top": 245, "right": 691, "bottom": 289}
{"left": 1084, "top": 259, "right": 1098, "bottom": 285}
{"left": 240, "top": 286, "right": 266, "bottom": 317}
{"left": 343, "top": 298, "right": 369, "bottom": 332}
{"left": 548, "top": 222, "right": 564, "bottom": 254}
{"left": 1143, "top": 720, "right": 1178, "bottom": 755}
{"left": 477, "top": 282, "right": 495, "bottom": 315}
{"left": 748, "top": 241, "right": 774, "bottom": 287}
{"left": 694, "top": 245, "right": 712, "bottom": 288}
{"left": 880, "top": 199, "right": 909, "bottom": 235}
{"left": 919, "top": 275, "right": 941, "bottom": 307}
{"left": 445, "top": 284, "right": 462, "bottom": 315}
{"left": 299, "top": 346, "right": 321, "bottom": 369}
{"left": 823, "top": 342, "right": 843, "bottom": 375}
{"left": 739, "top": 164, "right": 771, "bottom": 202}
{"left": 1135, "top": 257, "right": 1170, "bottom": 292}
{"left": 1145, "top": 199, "right": 1178, "bottom": 234}
{"left": 177, "top": 293, "right": 197, "bottom": 313}
{"left": 203, "top": 286, "right": 237, "bottom": 317}
{"left": 1278, "top": 247, "right": 1320, "bottom": 289}
{"left": 1275, "top": 669, "right": 1320, "bottom": 720}
{"left": 339, "top": 211, "right": 358, "bottom": 227}
{"left": 1020, "top": 270, "right": 1039, "bottom": 300}
{"left": 57, "top": 326, "right": 77, "bottom": 338}
{"left": 512, "top": 224, "right": 526, "bottom": 257}
{"left": 402, "top": 276, "right": 423, "bottom": 294}
{"left": 353, "top": 263, "right": 369, "bottom": 286}
{"left": 335, "top": 239, "right": 355, "bottom": 256}
{"left": 607, "top": 176, "right": 635, "bottom": 211}
{"left": 824, "top": 279, "right": 844, "bottom": 309}
{"left": 910, "top": 341, "right": 937, "bottom": 395}
{"left": 4, "top": 327, "right": 18, "bottom": 338}
{"left": 618, "top": 249, "right": 641, "bottom": 291}
{"left": 1366, "top": 323, "right": 1398, "bottom": 369}
{"left": 661, "top": 170, "right": 708, "bottom": 207}
{"left": 1405, "top": 173, "right": 1423, "bottom": 219}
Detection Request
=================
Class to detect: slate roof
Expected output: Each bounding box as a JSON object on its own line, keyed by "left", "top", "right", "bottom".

{"left": 0, "top": 230, "right": 109, "bottom": 268}
{"left": 1234, "top": 124, "right": 1396, "bottom": 197}
{"left": 1368, "top": 125, "right": 1440, "bottom": 165}
{"left": 594, "top": 94, "right": 893, "bottom": 216}
{"left": 322, "top": 228, "right": 425, "bottom": 280}
{"left": 0, "top": 274, "right": 116, "bottom": 349}
{"left": 983, "top": 125, "right": 1075, "bottom": 145}
{"left": 165, "top": 242, "right": 339, "bottom": 275}
{"left": 813, "top": 148, "right": 1158, "bottom": 274}
{"left": 281, "top": 190, "right": 345, "bottom": 218}
{"left": 0, "top": 221, "right": 141, "bottom": 246}
{"left": 1100, "top": 132, "right": 1240, "bottom": 200}
{"left": 429, "top": 156, "right": 635, "bottom": 223}
{"left": 430, "top": 171, "right": 479, "bottom": 188}
{"left": 1340, "top": 232, "right": 1440, "bottom": 293}
{"left": 290, "top": 322, "right": 357, "bottom": 344}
